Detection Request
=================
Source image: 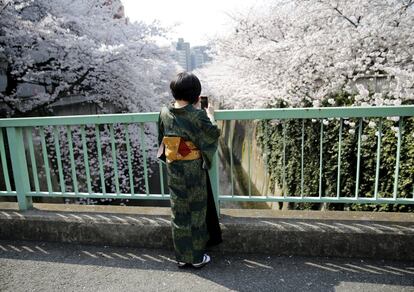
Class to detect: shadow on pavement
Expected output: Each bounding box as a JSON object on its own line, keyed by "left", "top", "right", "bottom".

{"left": 0, "top": 239, "right": 413, "bottom": 291}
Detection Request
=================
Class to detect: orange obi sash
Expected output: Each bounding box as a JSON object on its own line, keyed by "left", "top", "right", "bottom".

{"left": 162, "top": 137, "right": 201, "bottom": 163}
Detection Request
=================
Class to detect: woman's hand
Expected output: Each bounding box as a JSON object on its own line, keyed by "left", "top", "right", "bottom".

{"left": 206, "top": 106, "right": 215, "bottom": 123}
{"left": 193, "top": 97, "right": 201, "bottom": 109}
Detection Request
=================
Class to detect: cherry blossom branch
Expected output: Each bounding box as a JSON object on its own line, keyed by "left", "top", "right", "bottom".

{"left": 332, "top": 7, "right": 359, "bottom": 28}
{"left": 0, "top": 0, "right": 11, "bottom": 14}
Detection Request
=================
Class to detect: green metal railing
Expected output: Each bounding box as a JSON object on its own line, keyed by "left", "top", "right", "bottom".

{"left": 214, "top": 106, "right": 414, "bottom": 209}
{"left": 0, "top": 105, "right": 413, "bottom": 211}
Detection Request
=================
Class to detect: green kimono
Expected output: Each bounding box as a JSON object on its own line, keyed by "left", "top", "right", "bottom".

{"left": 158, "top": 103, "right": 221, "bottom": 264}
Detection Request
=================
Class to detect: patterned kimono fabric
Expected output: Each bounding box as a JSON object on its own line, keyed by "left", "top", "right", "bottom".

{"left": 158, "top": 103, "right": 222, "bottom": 264}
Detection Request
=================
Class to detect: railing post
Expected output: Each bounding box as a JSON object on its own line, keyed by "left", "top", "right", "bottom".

{"left": 208, "top": 150, "right": 220, "bottom": 216}
{"left": 7, "top": 127, "right": 32, "bottom": 210}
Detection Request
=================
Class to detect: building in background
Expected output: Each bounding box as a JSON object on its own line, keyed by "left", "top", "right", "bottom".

{"left": 172, "top": 38, "right": 211, "bottom": 71}
{"left": 173, "top": 38, "right": 191, "bottom": 71}
{"left": 191, "top": 46, "right": 212, "bottom": 70}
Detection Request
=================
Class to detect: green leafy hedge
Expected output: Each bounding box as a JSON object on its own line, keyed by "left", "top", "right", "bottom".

{"left": 256, "top": 96, "right": 414, "bottom": 211}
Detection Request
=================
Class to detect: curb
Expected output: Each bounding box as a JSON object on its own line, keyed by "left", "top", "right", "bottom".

{"left": 1, "top": 204, "right": 413, "bottom": 260}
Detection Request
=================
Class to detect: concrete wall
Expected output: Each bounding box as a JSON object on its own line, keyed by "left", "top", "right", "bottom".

{"left": 218, "top": 120, "right": 280, "bottom": 209}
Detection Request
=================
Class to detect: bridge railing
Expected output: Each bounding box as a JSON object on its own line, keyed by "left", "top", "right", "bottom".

{"left": 0, "top": 113, "right": 166, "bottom": 210}
{"left": 0, "top": 105, "right": 413, "bottom": 211}
{"left": 211, "top": 106, "right": 414, "bottom": 211}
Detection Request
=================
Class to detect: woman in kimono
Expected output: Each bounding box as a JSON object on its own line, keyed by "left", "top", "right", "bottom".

{"left": 157, "top": 72, "right": 222, "bottom": 268}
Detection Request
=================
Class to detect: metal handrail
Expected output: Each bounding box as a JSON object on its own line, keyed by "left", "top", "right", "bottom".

{"left": 0, "top": 105, "right": 413, "bottom": 211}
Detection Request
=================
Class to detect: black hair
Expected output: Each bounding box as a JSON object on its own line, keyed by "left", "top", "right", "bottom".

{"left": 170, "top": 72, "right": 202, "bottom": 104}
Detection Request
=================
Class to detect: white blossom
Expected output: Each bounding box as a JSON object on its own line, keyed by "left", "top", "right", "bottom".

{"left": 391, "top": 126, "right": 400, "bottom": 133}
{"left": 199, "top": 0, "right": 414, "bottom": 109}
{"left": 368, "top": 121, "right": 377, "bottom": 129}
{"left": 356, "top": 84, "right": 370, "bottom": 99}
{"left": 1, "top": 0, "right": 178, "bottom": 117}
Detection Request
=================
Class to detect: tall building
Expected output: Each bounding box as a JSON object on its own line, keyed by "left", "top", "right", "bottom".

{"left": 191, "top": 46, "right": 212, "bottom": 70}
{"left": 174, "top": 38, "right": 191, "bottom": 71}
{"left": 172, "top": 39, "right": 212, "bottom": 71}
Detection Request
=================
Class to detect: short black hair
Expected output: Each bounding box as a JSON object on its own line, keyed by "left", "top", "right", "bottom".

{"left": 170, "top": 72, "right": 201, "bottom": 104}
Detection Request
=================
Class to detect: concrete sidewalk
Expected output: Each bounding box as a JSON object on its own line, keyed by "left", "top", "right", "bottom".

{"left": 1, "top": 203, "right": 414, "bottom": 260}
{"left": 1, "top": 239, "right": 413, "bottom": 292}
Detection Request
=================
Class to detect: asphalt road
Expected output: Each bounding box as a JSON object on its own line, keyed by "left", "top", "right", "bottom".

{"left": 0, "top": 240, "right": 413, "bottom": 292}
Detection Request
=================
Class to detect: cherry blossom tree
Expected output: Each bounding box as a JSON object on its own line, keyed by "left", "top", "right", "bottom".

{"left": 0, "top": 0, "right": 177, "bottom": 116}
{"left": 199, "top": 0, "right": 414, "bottom": 109}
{"left": 0, "top": 0, "right": 177, "bottom": 201}
{"left": 198, "top": 1, "right": 414, "bottom": 211}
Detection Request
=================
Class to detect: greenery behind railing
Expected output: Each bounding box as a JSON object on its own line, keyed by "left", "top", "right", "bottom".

{"left": 257, "top": 99, "right": 414, "bottom": 211}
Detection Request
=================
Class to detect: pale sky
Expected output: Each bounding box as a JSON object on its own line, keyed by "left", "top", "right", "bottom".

{"left": 121, "top": 0, "right": 265, "bottom": 46}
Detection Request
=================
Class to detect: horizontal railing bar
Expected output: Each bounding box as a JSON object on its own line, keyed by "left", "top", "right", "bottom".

{"left": 219, "top": 195, "right": 414, "bottom": 204}
{"left": 1, "top": 106, "right": 413, "bottom": 127}
{"left": 0, "top": 191, "right": 17, "bottom": 196}
{"left": 0, "top": 112, "right": 159, "bottom": 127}
{"left": 27, "top": 191, "right": 170, "bottom": 200}
{"left": 215, "top": 106, "right": 414, "bottom": 121}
